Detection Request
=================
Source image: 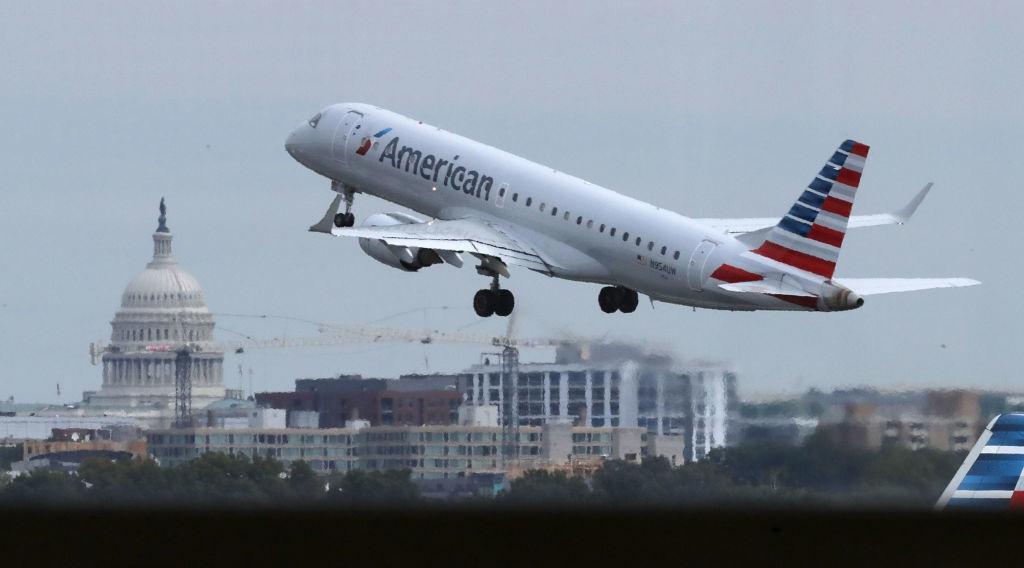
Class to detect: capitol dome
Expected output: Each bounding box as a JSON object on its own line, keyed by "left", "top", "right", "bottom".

{"left": 90, "top": 199, "right": 226, "bottom": 422}
{"left": 120, "top": 257, "right": 208, "bottom": 311}
{"left": 118, "top": 200, "right": 209, "bottom": 313}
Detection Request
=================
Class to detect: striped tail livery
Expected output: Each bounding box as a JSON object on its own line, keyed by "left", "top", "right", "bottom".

{"left": 936, "top": 414, "right": 1024, "bottom": 511}
{"left": 751, "top": 139, "right": 869, "bottom": 279}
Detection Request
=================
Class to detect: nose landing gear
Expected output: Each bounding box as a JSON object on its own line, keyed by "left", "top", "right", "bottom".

{"left": 598, "top": 286, "right": 639, "bottom": 314}
{"left": 332, "top": 182, "right": 357, "bottom": 228}
{"left": 308, "top": 182, "right": 360, "bottom": 234}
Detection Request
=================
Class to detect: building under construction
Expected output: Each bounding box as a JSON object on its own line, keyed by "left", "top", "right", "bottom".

{"left": 462, "top": 342, "right": 737, "bottom": 463}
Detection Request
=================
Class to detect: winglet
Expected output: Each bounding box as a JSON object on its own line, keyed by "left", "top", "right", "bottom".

{"left": 892, "top": 182, "right": 932, "bottom": 224}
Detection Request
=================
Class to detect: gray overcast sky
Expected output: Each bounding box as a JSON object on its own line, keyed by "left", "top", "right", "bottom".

{"left": 0, "top": 2, "right": 1019, "bottom": 402}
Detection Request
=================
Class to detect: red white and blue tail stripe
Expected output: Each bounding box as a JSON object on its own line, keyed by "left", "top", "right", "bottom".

{"left": 751, "top": 140, "right": 869, "bottom": 279}
{"left": 937, "top": 414, "right": 1024, "bottom": 511}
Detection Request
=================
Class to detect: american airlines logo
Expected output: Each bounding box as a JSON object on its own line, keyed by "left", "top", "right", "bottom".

{"left": 356, "top": 127, "right": 392, "bottom": 156}
{"left": 376, "top": 136, "right": 496, "bottom": 200}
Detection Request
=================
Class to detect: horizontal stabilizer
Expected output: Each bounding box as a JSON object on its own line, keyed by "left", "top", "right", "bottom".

{"left": 834, "top": 277, "right": 980, "bottom": 296}
{"left": 696, "top": 183, "right": 934, "bottom": 235}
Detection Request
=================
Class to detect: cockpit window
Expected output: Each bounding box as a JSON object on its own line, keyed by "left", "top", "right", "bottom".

{"left": 308, "top": 112, "right": 322, "bottom": 128}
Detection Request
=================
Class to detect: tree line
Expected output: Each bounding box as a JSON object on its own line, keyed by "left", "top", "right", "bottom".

{"left": 502, "top": 433, "right": 963, "bottom": 508}
{"left": 0, "top": 432, "right": 963, "bottom": 508}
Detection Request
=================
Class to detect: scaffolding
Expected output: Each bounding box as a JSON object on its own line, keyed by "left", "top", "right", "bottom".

{"left": 173, "top": 344, "right": 195, "bottom": 428}
{"left": 500, "top": 344, "right": 520, "bottom": 466}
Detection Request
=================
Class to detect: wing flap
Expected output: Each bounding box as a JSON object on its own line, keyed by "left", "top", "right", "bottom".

{"left": 329, "top": 218, "right": 557, "bottom": 274}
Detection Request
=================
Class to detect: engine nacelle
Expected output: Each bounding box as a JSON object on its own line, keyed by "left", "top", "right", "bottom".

{"left": 817, "top": 285, "right": 864, "bottom": 312}
{"left": 358, "top": 212, "right": 443, "bottom": 272}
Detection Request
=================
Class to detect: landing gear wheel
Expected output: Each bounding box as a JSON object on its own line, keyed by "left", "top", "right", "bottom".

{"left": 473, "top": 289, "right": 495, "bottom": 317}
{"left": 620, "top": 289, "right": 639, "bottom": 313}
{"left": 598, "top": 286, "right": 623, "bottom": 313}
{"left": 494, "top": 289, "right": 515, "bottom": 317}
{"left": 333, "top": 212, "right": 355, "bottom": 228}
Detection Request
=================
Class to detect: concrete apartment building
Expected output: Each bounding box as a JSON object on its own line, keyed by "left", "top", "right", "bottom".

{"left": 146, "top": 422, "right": 679, "bottom": 479}
{"left": 817, "top": 390, "right": 985, "bottom": 451}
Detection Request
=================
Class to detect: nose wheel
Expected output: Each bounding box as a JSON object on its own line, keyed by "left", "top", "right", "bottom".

{"left": 332, "top": 181, "right": 357, "bottom": 228}
{"left": 333, "top": 212, "right": 355, "bottom": 228}
{"left": 474, "top": 271, "right": 515, "bottom": 317}
{"left": 598, "top": 286, "right": 638, "bottom": 313}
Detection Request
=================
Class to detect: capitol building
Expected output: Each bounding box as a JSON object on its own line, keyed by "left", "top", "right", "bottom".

{"left": 80, "top": 200, "right": 228, "bottom": 427}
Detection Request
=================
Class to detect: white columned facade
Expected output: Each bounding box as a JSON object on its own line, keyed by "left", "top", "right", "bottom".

{"left": 88, "top": 200, "right": 226, "bottom": 426}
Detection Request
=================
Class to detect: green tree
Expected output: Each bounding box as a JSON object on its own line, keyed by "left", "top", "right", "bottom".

{"left": 287, "top": 461, "right": 324, "bottom": 500}
{"left": 79, "top": 456, "right": 173, "bottom": 503}
{"left": 326, "top": 469, "right": 420, "bottom": 506}
{"left": 500, "top": 470, "right": 589, "bottom": 507}
{"left": 591, "top": 457, "right": 677, "bottom": 505}
{"left": 0, "top": 468, "right": 86, "bottom": 506}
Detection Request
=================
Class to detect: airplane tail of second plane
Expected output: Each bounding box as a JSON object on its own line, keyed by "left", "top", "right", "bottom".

{"left": 936, "top": 413, "right": 1024, "bottom": 511}
{"left": 749, "top": 140, "right": 870, "bottom": 279}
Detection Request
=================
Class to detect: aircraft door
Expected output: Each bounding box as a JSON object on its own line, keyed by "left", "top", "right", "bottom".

{"left": 331, "top": 110, "right": 364, "bottom": 165}
{"left": 687, "top": 239, "right": 718, "bottom": 291}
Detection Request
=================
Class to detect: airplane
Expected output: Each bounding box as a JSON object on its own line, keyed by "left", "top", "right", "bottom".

{"left": 285, "top": 103, "right": 978, "bottom": 317}
{"left": 936, "top": 413, "right": 1024, "bottom": 511}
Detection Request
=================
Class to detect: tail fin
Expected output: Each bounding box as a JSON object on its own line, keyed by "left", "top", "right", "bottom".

{"left": 751, "top": 139, "right": 869, "bottom": 279}
{"left": 936, "top": 413, "right": 1024, "bottom": 511}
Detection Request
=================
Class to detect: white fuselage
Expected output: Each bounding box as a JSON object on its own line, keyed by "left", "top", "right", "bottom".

{"left": 286, "top": 103, "right": 792, "bottom": 311}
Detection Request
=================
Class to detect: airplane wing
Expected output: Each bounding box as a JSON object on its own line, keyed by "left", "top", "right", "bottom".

{"left": 325, "top": 217, "right": 559, "bottom": 275}
{"left": 936, "top": 414, "right": 1024, "bottom": 511}
{"left": 694, "top": 183, "right": 933, "bottom": 235}
{"left": 834, "top": 277, "right": 980, "bottom": 296}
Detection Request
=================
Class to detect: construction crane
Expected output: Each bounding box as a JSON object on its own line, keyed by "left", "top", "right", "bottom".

{"left": 90, "top": 310, "right": 569, "bottom": 439}
{"left": 89, "top": 317, "right": 561, "bottom": 366}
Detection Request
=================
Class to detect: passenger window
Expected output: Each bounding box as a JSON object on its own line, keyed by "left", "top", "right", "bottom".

{"left": 647, "top": 241, "right": 654, "bottom": 251}
{"left": 525, "top": 197, "right": 532, "bottom": 206}
{"left": 586, "top": 220, "right": 593, "bottom": 228}
{"left": 512, "top": 193, "right": 519, "bottom": 202}
{"left": 539, "top": 203, "right": 546, "bottom": 212}
{"left": 623, "top": 232, "right": 629, "bottom": 241}
{"left": 495, "top": 182, "right": 509, "bottom": 208}
{"left": 660, "top": 246, "right": 667, "bottom": 255}
{"left": 673, "top": 251, "right": 680, "bottom": 260}
{"left": 564, "top": 211, "right": 570, "bottom": 221}
{"left": 610, "top": 228, "right": 616, "bottom": 236}
{"left": 635, "top": 237, "right": 642, "bottom": 246}
{"left": 599, "top": 224, "right": 605, "bottom": 232}
{"left": 551, "top": 207, "right": 558, "bottom": 216}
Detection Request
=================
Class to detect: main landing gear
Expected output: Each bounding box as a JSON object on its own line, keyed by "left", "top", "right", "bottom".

{"left": 474, "top": 268, "right": 515, "bottom": 318}
{"left": 598, "top": 286, "right": 639, "bottom": 314}
{"left": 332, "top": 182, "right": 357, "bottom": 228}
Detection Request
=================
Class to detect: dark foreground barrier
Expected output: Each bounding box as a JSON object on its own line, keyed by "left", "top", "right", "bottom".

{"left": 1, "top": 507, "right": 1021, "bottom": 565}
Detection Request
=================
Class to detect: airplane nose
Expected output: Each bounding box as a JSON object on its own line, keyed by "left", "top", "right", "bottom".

{"left": 284, "top": 128, "right": 300, "bottom": 155}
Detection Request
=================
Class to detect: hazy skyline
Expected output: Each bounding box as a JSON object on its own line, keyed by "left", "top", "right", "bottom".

{"left": 1, "top": 2, "right": 1019, "bottom": 402}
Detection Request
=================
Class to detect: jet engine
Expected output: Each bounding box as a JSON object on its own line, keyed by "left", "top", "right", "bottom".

{"left": 358, "top": 212, "right": 445, "bottom": 272}
{"left": 816, "top": 285, "right": 864, "bottom": 312}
